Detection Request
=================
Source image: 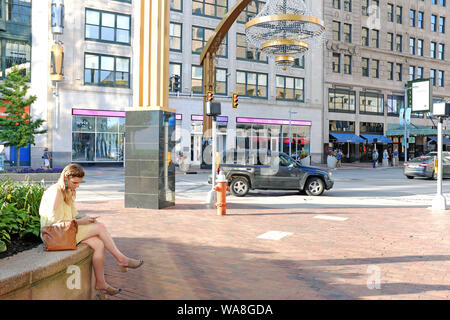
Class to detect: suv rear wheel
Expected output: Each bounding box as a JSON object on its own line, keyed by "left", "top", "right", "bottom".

{"left": 230, "top": 176, "right": 249, "bottom": 197}
{"left": 304, "top": 177, "right": 325, "bottom": 196}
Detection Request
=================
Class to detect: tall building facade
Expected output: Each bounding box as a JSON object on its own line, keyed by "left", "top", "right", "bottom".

{"left": 324, "top": 0, "right": 450, "bottom": 162}
{"left": 15, "top": 0, "right": 324, "bottom": 169}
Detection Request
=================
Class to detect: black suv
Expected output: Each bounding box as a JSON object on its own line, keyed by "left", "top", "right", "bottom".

{"left": 210, "top": 150, "right": 334, "bottom": 197}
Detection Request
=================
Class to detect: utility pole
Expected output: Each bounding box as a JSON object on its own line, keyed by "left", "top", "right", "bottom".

{"left": 288, "top": 109, "right": 297, "bottom": 157}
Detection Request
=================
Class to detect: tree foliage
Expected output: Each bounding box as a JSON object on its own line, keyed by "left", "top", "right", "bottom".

{"left": 0, "top": 66, "right": 46, "bottom": 168}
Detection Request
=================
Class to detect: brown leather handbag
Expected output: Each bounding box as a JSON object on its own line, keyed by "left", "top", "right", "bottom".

{"left": 41, "top": 220, "right": 78, "bottom": 251}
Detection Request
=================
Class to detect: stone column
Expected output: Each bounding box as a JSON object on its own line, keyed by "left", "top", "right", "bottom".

{"left": 125, "top": 0, "right": 175, "bottom": 209}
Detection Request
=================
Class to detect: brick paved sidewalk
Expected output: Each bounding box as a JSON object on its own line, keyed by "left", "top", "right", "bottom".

{"left": 76, "top": 198, "right": 450, "bottom": 300}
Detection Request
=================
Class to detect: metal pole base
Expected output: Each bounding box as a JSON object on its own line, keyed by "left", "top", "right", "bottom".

{"left": 431, "top": 194, "right": 447, "bottom": 211}
{"left": 205, "top": 189, "right": 217, "bottom": 208}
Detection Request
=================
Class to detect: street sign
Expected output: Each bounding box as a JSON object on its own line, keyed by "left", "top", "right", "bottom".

{"left": 408, "top": 78, "right": 432, "bottom": 113}
{"left": 405, "top": 108, "right": 411, "bottom": 125}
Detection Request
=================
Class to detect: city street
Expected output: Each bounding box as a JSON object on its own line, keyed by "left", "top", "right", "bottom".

{"left": 71, "top": 165, "right": 450, "bottom": 300}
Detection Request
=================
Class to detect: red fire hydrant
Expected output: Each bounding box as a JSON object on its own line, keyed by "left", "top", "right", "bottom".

{"left": 214, "top": 170, "right": 229, "bottom": 215}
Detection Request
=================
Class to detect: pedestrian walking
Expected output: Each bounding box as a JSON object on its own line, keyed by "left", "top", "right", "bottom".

{"left": 42, "top": 147, "right": 52, "bottom": 169}
{"left": 39, "top": 163, "right": 144, "bottom": 298}
{"left": 393, "top": 148, "right": 399, "bottom": 166}
{"left": 336, "top": 149, "right": 342, "bottom": 167}
{"left": 372, "top": 149, "right": 379, "bottom": 168}
{"left": 382, "top": 149, "right": 389, "bottom": 167}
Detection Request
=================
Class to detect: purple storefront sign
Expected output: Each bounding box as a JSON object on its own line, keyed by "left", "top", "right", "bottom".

{"left": 72, "top": 109, "right": 126, "bottom": 118}
{"left": 176, "top": 114, "right": 182, "bottom": 120}
{"left": 236, "top": 117, "right": 312, "bottom": 126}
{"left": 191, "top": 115, "right": 228, "bottom": 122}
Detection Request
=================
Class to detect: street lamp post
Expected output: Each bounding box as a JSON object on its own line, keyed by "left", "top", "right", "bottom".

{"left": 288, "top": 109, "right": 297, "bottom": 157}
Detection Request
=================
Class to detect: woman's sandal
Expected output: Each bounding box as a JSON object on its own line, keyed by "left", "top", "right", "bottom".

{"left": 118, "top": 258, "right": 144, "bottom": 273}
{"left": 95, "top": 286, "right": 122, "bottom": 300}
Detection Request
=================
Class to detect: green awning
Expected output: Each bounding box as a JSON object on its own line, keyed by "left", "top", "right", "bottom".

{"left": 385, "top": 124, "right": 450, "bottom": 136}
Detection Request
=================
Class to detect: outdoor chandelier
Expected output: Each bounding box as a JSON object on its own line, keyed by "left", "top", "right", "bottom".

{"left": 245, "top": 0, "right": 325, "bottom": 67}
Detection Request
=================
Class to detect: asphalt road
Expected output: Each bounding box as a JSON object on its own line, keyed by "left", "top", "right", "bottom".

{"left": 75, "top": 166, "right": 450, "bottom": 209}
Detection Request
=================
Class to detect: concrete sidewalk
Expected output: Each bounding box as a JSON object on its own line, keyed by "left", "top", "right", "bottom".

{"left": 76, "top": 197, "right": 450, "bottom": 300}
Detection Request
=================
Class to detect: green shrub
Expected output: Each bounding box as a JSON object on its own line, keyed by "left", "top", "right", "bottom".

{"left": 0, "top": 179, "right": 45, "bottom": 253}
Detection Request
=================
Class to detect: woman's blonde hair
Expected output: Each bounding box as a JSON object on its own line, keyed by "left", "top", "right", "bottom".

{"left": 57, "top": 163, "right": 85, "bottom": 204}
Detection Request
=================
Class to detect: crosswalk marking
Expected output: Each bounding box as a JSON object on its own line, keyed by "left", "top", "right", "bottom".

{"left": 257, "top": 231, "right": 293, "bottom": 240}
{"left": 314, "top": 215, "right": 349, "bottom": 221}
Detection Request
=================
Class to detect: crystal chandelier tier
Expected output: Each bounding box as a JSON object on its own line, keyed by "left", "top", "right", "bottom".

{"left": 245, "top": 0, "right": 325, "bottom": 67}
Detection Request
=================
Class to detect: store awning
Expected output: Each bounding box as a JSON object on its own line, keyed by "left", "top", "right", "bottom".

{"left": 360, "top": 134, "right": 393, "bottom": 144}
{"left": 428, "top": 136, "right": 450, "bottom": 144}
{"left": 329, "top": 133, "right": 365, "bottom": 143}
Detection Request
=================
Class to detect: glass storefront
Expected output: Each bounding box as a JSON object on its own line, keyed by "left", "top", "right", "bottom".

{"left": 236, "top": 117, "right": 311, "bottom": 157}
{"left": 72, "top": 114, "right": 125, "bottom": 162}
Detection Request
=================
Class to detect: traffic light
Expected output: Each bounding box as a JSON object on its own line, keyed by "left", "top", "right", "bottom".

{"left": 173, "top": 75, "right": 180, "bottom": 92}
{"left": 207, "top": 91, "right": 214, "bottom": 102}
{"left": 232, "top": 93, "right": 239, "bottom": 109}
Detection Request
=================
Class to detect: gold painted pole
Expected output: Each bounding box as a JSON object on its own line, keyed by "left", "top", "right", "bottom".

{"left": 132, "top": 0, "right": 175, "bottom": 113}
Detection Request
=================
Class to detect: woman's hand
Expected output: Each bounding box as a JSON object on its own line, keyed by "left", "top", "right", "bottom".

{"left": 77, "top": 216, "right": 98, "bottom": 225}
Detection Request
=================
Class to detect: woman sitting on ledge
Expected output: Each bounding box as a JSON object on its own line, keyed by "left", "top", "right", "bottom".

{"left": 39, "top": 163, "right": 143, "bottom": 297}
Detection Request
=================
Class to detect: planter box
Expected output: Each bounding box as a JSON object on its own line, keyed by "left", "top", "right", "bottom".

{"left": 0, "top": 173, "right": 60, "bottom": 183}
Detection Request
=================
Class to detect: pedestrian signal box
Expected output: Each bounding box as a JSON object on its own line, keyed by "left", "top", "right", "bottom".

{"left": 232, "top": 93, "right": 239, "bottom": 109}
{"left": 207, "top": 91, "right": 214, "bottom": 102}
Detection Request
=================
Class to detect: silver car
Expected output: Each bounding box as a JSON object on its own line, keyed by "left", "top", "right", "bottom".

{"left": 404, "top": 152, "right": 450, "bottom": 179}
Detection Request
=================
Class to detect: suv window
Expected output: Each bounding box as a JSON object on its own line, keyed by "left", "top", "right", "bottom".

{"left": 279, "top": 154, "right": 294, "bottom": 167}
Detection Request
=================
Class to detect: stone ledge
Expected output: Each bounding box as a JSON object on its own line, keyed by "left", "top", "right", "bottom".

{"left": 0, "top": 173, "right": 60, "bottom": 183}
{"left": 0, "top": 243, "right": 95, "bottom": 300}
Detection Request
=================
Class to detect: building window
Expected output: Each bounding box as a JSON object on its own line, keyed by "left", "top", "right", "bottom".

{"left": 276, "top": 76, "right": 304, "bottom": 102}
{"left": 170, "top": 0, "right": 182, "bottom": 11}
{"left": 169, "top": 63, "right": 182, "bottom": 92}
{"left": 329, "top": 120, "right": 355, "bottom": 133}
{"left": 372, "top": 0, "right": 380, "bottom": 18}
{"left": 215, "top": 68, "right": 227, "bottom": 95}
{"left": 431, "top": 41, "right": 437, "bottom": 58}
{"left": 332, "top": 21, "right": 341, "bottom": 41}
{"left": 418, "top": 11, "right": 424, "bottom": 29}
{"left": 360, "top": 91, "right": 384, "bottom": 114}
{"left": 192, "top": 26, "right": 227, "bottom": 57}
{"left": 343, "top": 55, "right": 352, "bottom": 74}
{"left": 293, "top": 56, "right": 305, "bottom": 69}
{"left": 237, "top": 0, "right": 265, "bottom": 23}
{"left": 191, "top": 65, "right": 203, "bottom": 93}
{"left": 438, "top": 70, "right": 444, "bottom": 87}
{"left": 409, "top": 66, "right": 415, "bottom": 81}
{"left": 5, "top": 0, "right": 31, "bottom": 25}
{"left": 396, "top": 6, "right": 402, "bottom": 24}
{"left": 439, "top": 43, "right": 445, "bottom": 60}
{"left": 84, "top": 53, "right": 130, "bottom": 87}
{"left": 236, "top": 33, "right": 266, "bottom": 62}
{"left": 361, "top": 57, "right": 369, "bottom": 77}
{"left": 332, "top": 0, "right": 340, "bottom": 9}
{"left": 387, "top": 32, "right": 394, "bottom": 51}
{"left": 388, "top": 62, "right": 394, "bottom": 80}
{"left": 387, "top": 95, "right": 404, "bottom": 115}
{"left": 371, "top": 59, "right": 379, "bottom": 78}
{"left": 387, "top": 3, "right": 394, "bottom": 22}
{"left": 360, "top": 122, "right": 384, "bottom": 134}
{"left": 371, "top": 29, "right": 379, "bottom": 48}
{"left": 430, "top": 69, "right": 436, "bottom": 86}
{"left": 328, "top": 88, "right": 356, "bottom": 112}
{"left": 439, "top": 17, "right": 445, "bottom": 33}
{"left": 432, "top": 0, "right": 437, "bottom": 4}
{"left": 441, "top": 0, "right": 446, "bottom": 6}
{"left": 361, "top": 0, "right": 369, "bottom": 16}
{"left": 418, "top": 39, "right": 424, "bottom": 56}
{"left": 343, "top": 23, "right": 352, "bottom": 43}
{"left": 85, "top": 9, "right": 131, "bottom": 44}
{"left": 396, "top": 34, "right": 402, "bottom": 52}
{"left": 236, "top": 71, "right": 268, "bottom": 98}
{"left": 410, "top": 9, "right": 416, "bottom": 27}
{"left": 332, "top": 53, "right": 341, "bottom": 73}
{"left": 72, "top": 115, "right": 125, "bottom": 162}
{"left": 170, "top": 22, "right": 182, "bottom": 52}
{"left": 431, "top": 14, "right": 437, "bottom": 31}
{"left": 396, "top": 63, "right": 402, "bottom": 81}
{"left": 417, "top": 67, "right": 424, "bottom": 79}
{"left": 192, "top": 0, "right": 228, "bottom": 19}
{"left": 409, "top": 37, "right": 415, "bottom": 55}
{"left": 362, "top": 27, "right": 369, "bottom": 46}
{"left": 4, "top": 40, "right": 31, "bottom": 78}
{"left": 344, "top": 0, "right": 352, "bottom": 12}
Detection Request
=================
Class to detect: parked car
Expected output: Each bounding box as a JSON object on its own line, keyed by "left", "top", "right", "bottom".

{"left": 404, "top": 151, "right": 450, "bottom": 179}
{"left": 209, "top": 150, "right": 334, "bottom": 196}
